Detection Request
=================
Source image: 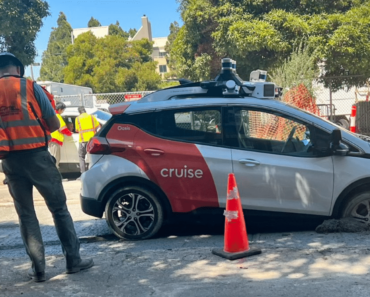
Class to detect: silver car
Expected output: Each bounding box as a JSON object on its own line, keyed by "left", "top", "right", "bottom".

{"left": 80, "top": 62, "right": 370, "bottom": 240}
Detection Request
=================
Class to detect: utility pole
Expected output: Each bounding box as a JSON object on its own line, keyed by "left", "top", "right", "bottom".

{"left": 30, "top": 63, "right": 40, "bottom": 81}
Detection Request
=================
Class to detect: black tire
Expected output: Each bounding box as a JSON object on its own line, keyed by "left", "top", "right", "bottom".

{"left": 105, "top": 186, "right": 164, "bottom": 240}
{"left": 341, "top": 190, "right": 370, "bottom": 222}
{"left": 336, "top": 118, "right": 350, "bottom": 130}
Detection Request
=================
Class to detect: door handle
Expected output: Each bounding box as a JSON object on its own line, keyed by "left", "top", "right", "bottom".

{"left": 239, "top": 159, "right": 260, "bottom": 166}
{"left": 144, "top": 148, "right": 164, "bottom": 157}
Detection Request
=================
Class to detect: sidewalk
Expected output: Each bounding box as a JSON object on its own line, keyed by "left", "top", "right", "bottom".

{"left": 1, "top": 231, "right": 370, "bottom": 297}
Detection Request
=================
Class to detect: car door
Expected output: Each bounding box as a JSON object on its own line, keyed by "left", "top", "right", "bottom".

{"left": 61, "top": 115, "right": 80, "bottom": 172}
{"left": 227, "top": 106, "right": 334, "bottom": 216}
{"left": 131, "top": 107, "right": 233, "bottom": 212}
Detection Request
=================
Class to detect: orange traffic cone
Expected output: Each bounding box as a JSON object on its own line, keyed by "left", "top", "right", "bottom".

{"left": 212, "top": 173, "right": 261, "bottom": 260}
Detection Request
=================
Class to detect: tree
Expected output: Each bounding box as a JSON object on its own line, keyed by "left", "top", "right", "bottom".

{"left": 164, "top": 21, "right": 180, "bottom": 79}
{"left": 129, "top": 28, "right": 137, "bottom": 38}
{"left": 40, "top": 12, "right": 72, "bottom": 82}
{"left": 170, "top": 0, "right": 370, "bottom": 89}
{"left": 270, "top": 42, "right": 318, "bottom": 96}
{"left": 64, "top": 32, "right": 98, "bottom": 89}
{"left": 0, "top": 0, "right": 50, "bottom": 66}
{"left": 64, "top": 32, "right": 162, "bottom": 92}
{"left": 109, "top": 21, "right": 129, "bottom": 39}
{"left": 88, "top": 17, "right": 101, "bottom": 27}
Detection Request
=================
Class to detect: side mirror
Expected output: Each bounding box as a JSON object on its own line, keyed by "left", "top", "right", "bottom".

{"left": 331, "top": 129, "right": 349, "bottom": 156}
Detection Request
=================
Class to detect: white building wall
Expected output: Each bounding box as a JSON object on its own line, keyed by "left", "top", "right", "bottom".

{"left": 72, "top": 26, "right": 109, "bottom": 43}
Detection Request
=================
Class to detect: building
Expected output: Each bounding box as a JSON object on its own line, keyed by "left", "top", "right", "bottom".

{"left": 130, "top": 15, "right": 169, "bottom": 77}
{"left": 71, "top": 26, "right": 109, "bottom": 44}
{"left": 71, "top": 16, "right": 169, "bottom": 77}
{"left": 151, "top": 37, "right": 169, "bottom": 77}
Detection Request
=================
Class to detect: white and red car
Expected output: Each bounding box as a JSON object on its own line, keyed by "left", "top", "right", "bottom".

{"left": 80, "top": 62, "right": 370, "bottom": 240}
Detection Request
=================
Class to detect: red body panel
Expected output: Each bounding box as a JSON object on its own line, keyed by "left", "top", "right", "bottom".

{"left": 106, "top": 124, "right": 219, "bottom": 213}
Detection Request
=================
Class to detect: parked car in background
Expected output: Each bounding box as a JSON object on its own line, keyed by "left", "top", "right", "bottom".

{"left": 59, "top": 107, "right": 111, "bottom": 173}
{"left": 36, "top": 81, "right": 93, "bottom": 97}
{"left": 0, "top": 108, "right": 112, "bottom": 175}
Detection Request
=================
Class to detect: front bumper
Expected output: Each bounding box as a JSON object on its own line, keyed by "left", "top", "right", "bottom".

{"left": 80, "top": 195, "right": 104, "bottom": 218}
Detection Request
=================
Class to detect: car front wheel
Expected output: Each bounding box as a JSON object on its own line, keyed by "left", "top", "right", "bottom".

{"left": 341, "top": 190, "right": 370, "bottom": 223}
{"left": 105, "top": 186, "right": 164, "bottom": 240}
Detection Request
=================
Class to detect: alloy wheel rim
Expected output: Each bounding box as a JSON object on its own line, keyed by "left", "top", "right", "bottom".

{"left": 112, "top": 193, "right": 155, "bottom": 235}
{"left": 350, "top": 200, "right": 370, "bottom": 223}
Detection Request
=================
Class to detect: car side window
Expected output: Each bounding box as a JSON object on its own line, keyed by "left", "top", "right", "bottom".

{"left": 232, "top": 108, "right": 314, "bottom": 156}
{"left": 62, "top": 116, "right": 76, "bottom": 133}
{"left": 155, "top": 108, "right": 223, "bottom": 145}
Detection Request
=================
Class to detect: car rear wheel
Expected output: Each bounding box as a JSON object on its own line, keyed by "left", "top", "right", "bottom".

{"left": 105, "top": 186, "right": 164, "bottom": 240}
{"left": 341, "top": 190, "right": 370, "bottom": 223}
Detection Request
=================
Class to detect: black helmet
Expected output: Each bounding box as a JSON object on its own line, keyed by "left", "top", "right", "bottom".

{"left": 0, "top": 52, "right": 25, "bottom": 77}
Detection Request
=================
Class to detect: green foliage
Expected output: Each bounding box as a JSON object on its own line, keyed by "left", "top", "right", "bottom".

{"left": 158, "top": 80, "right": 180, "bottom": 89}
{"left": 40, "top": 12, "right": 72, "bottom": 82}
{"left": 108, "top": 22, "right": 137, "bottom": 40}
{"left": 64, "top": 33, "right": 162, "bottom": 92}
{"left": 129, "top": 28, "right": 137, "bottom": 38}
{"left": 270, "top": 42, "right": 319, "bottom": 96}
{"left": 170, "top": 0, "right": 370, "bottom": 89}
{"left": 116, "top": 62, "right": 162, "bottom": 92}
{"left": 165, "top": 21, "right": 180, "bottom": 78}
{"left": 109, "top": 21, "right": 129, "bottom": 39}
{"left": 88, "top": 17, "right": 101, "bottom": 27}
{"left": 0, "top": 0, "right": 50, "bottom": 66}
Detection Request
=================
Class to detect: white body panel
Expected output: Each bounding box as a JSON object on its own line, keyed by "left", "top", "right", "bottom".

{"left": 81, "top": 155, "right": 149, "bottom": 199}
{"left": 195, "top": 144, "right": 233, "bottom": 208}
{"left": 36, "top": 81, "right": 93, "bottom": 96}
{"left": 332, "top": 156, "right": 370, "bottom": 202}
{"left": 232, "top": 150, "right": 334, "bottom": 215}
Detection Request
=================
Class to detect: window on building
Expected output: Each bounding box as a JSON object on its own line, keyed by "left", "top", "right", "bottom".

{"left": 159, "top": 52, "right": 167, "bottom": 57}
{"left": 159, "top": 65, "right": 167, "bottom": 73}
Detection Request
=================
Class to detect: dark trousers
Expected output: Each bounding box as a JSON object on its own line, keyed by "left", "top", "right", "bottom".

{"left": 3, "top": 150, "right": 81, "bottom": 272}
{"left": 78, "top": 142, "right": 88, "bottom": 174}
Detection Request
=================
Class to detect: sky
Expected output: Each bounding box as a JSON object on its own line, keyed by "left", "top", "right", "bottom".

{"left": 25, "top": 0, "right": 182, "bottom": 79}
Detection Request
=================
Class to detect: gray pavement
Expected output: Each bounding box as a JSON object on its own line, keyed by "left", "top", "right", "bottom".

{"left": 1, "top": 173, "right": 370, "bottom": 296}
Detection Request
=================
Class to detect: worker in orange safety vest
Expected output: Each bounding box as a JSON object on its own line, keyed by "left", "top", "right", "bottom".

{"left": 0, "top": 52, "right": 93, "bottom": 282}
{"left": 49, "top": 102, "right": 72, "bottom": 169}
{"left": 75, "top": 106, "right": 100, "bottom": 174}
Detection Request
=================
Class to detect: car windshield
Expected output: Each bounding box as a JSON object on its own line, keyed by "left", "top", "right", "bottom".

{"left": 91, "top": 110, "right": 112, "bottom": 122}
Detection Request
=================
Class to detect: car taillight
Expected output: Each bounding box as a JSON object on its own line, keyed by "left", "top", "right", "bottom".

{"left": 87, "top": 137, "right": 111, "bottom": 154}
{"left": 87, "top": 137, "right": 126, "bottom": 154}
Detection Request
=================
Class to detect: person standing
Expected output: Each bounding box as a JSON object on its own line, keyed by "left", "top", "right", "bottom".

{"left": 49, "top": 102, "right": 72, "bottom": 169}
{"left": 75, "top": 107, "right": 100, "bottom": 175}
{"left": 0, "top": 53, "right": 93, "bottom": 282}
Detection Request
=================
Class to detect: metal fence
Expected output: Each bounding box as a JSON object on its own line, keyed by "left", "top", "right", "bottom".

{"left": 314, "top": 77, "right": 370, "bottom": 127}
{"left": 54, "top": 91, "right": 155, "bottom": 110}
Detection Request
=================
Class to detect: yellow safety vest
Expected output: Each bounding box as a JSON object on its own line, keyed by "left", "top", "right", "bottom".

{"left": 51, "top": 114, "right": 67, "bottom": 143}
{"left": 76, "top": 113, "right": 99, "bottom": 143}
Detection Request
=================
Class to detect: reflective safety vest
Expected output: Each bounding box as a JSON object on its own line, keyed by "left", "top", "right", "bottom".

{"left": 0, "top": 76, "right": 51, "bottom": 154}
{"left": 75, "top": 113, "right": 99, "bottom": 143}
{"left": 51, "top": 114, "right": 67, "bottom": 144}
{"left": 0, "top": 118, "right": 9, "bottom": 159}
